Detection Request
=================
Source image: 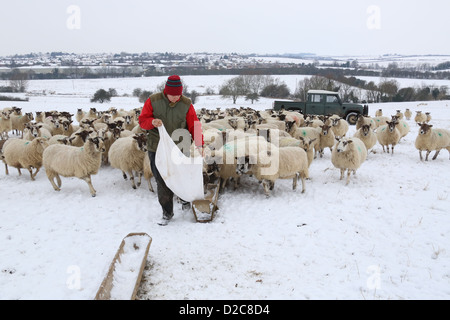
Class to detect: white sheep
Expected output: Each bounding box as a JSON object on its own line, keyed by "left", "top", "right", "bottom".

{"left": 208, "top": 135, "right": 271, "bottom": 192}
{"left": 391, "top": 116, "right": 410, "bottom": 140}
{"left": 108, "top": 133, "right": 148, "bottom": 189}
{"left": 404, "top": 109, "right": 412, "bottom": 120}
{"left": 0, "top": 111, "right": 12, "bottom": 140}
{"left": 286, "top": 121, "right": 321, "bottom": 156}
{"left": 414, "top": 111, "right": 427, "bottom": 123}
{"left": 330, "top": 117, "right": 349, "bottom": 139}
{"left": 236, "top": 145, "right": 309, "bottom": 196}
{"left": 11, "top": 111, "right": 34, "bottom": 138}
{"left": 425, "top": 112, "right": 432, "bottom": 123}
{"left": 353, "top": 124, "right": 377, "bottom": 153}
{"left": 375, "top": 109, "right": 383, "bottom": 117}
{"left": 23, "top": 123, "right": 52, "bottom": 141}
{"left": 372, "top": 116, "right": 390, "bottom": 129}
{"left": 414, "top": 122, "right": 450, "bottom": 161}
{"left": 356, "top": 115, "right": 375, "bottom": 130}
{"left": 42, "top": 135, "right": 105, "bottom": 197}
{"left": 318, "top": 124, "right": 335, "bottom": 158}
{"left": 331, "top": 137, "right": 367, "bottom": 185}
{"left": 376, "top": 121, "right": 401, "bottom": 154}
{"left": 2, "top": 137, "right": 49, "bottom": 180}
{"left": 395, "top": 110, "right": 404, "bottom": 120}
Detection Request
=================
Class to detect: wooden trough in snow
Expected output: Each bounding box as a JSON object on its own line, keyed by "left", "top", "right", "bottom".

{"left": 95, "top": 232, "right": 152, "bottom": 300}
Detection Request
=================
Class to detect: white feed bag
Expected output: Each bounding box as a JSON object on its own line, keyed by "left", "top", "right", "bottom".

{"left": 155, "top": 125, "right": 204, "bottom": 202}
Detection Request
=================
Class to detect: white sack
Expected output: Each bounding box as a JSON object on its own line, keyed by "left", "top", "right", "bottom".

{"left": 155, "top": 125, "right": 204, "bottom": 202}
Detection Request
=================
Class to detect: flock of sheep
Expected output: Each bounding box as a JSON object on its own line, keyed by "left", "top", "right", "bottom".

{"left": 0, "top": 104, "right": 449, "bottom": 198}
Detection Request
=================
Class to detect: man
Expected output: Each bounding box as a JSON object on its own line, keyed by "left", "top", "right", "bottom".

{"left": 138, "top": 75, "right": 204, "bottom": 225}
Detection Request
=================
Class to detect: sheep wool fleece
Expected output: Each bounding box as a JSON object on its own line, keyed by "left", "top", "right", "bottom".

{"left": 146, "top": 93, "right": 191, "bottom": 152}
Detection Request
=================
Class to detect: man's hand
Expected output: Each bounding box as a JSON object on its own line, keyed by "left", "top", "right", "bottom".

{"left": 152, "top": 119, "right": 163, "bottom": 128}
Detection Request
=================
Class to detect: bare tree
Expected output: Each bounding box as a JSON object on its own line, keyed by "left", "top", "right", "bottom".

{"left": 9, "top": 70, "right": 29, "bottom": 93}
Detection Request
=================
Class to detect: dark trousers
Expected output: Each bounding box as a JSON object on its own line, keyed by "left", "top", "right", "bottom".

{"left": 148, "top": 151, "right": 174, "bottom": 217}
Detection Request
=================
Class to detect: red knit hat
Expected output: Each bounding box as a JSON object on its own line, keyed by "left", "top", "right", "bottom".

{"left": 164, "top": 75, "right": 183, "bottom": 96}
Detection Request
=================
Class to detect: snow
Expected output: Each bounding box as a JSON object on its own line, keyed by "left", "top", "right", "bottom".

{"left": 1, "top": 76, "right": 450, "bottom": 300}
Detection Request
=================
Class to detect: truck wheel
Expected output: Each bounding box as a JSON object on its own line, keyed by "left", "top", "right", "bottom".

{"left": 346, "top": 113, "right": 359, "bottom": 125}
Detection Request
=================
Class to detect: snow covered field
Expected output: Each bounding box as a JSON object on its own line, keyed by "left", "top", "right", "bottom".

{"left": 0, "top": 76, "right": 449, "bottom": 300}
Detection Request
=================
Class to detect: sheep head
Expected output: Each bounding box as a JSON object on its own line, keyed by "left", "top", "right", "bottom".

{"left": 418, "top": 122, "right": 433, "bottom": 135}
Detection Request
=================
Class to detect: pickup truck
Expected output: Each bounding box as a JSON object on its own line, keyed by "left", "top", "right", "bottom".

{"left": 273, "top": 90, "right": 369, "bottom": 125}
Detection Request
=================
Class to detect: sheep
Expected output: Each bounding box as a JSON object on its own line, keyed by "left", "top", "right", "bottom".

{"left": 414, "top": 122, "right": 450, "bottom": 161}
{"left": 208, "top": 135, "right": 271, "bottom": 192}
{"left": 11, "top": 112, "right": 34, "bottom": 138}
{"left": 395, "top": 110, "right": 404, "bottom": 120}
{"left": 372, "top": 116, "right": 390, "bottom": 129}
{"left": 391, "top": 116, "right": 410, "bottom": 140}
{"left": 2, "top": 137, "right": 49, "bottom": 180}
{"left": 298, "top": 137, "right": 317, "bottom": 179}
{"left": 376, "top": 121, "right": 401, "bottom": 155}
{"left": 404, "top": 109, "right": 412, "bottom": 120}
{"left": 48, "top": 135, "right": 70, "bottom": 145}
{"left": 68, "top": 128, "right": 94, "bottom": 147}
{"left": 405, "top": 108, "right": 412, "bottom": 120}
{"left": 330, "top": 117, "right": 349, "bottom": 139}
{"left": 353, "top": 124, "right": 377, "bottom": 153}
{"left": 318, "top": 124, "right": 335, "bottom": 158}
{"left": 331, "top": 137, "right": 367, "bottom": 185}
{"left": 23, "top": 122, "right": 52, "bottom": 141}
{"left": 414, "top": 111, "right": 427, "bottom": 123}
{"left": 375, "top": 109, "right": 383, "bottom": 117}
{"left": 42, "top": 135, "right": 105, "bottom": 197}
{"left": 35, "top": 111, "right": 44, "bottom": 123}
{"left": 356, "top": 115, "right": 375, "bottom": 130}
{"left": 108, "top": 133, "right": 148, "bottom": 189}
{"left": 75, "top": 108, "right": 86, "bottom": 123}
{"left": 236, "top": 145, "right": 309, "bottom": 196}
{"left": 143, "top": 152, "right": 154, "bottom": 192}
{"left": 0, "top": 111, "right": 12, "bottom": 139}
{"left": 60, "top": 117, "right": 77, "bottom": 137}
{"left": 285, "top": 121, "right": 321, "bottom": 156}
{"left": 425, "top": 112, "right": 432, "bottom": 123}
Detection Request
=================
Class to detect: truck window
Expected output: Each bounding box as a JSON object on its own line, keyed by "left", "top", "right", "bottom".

{"left": 310, "top": 94, "right": 322, "bottom": 103}
{"left": 326, "top": 95, "right": 339, "bottom": 103}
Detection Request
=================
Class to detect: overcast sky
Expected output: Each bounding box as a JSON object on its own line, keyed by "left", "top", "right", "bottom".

{"left": 1, "top": 0, "right": 449, "bottom": 56}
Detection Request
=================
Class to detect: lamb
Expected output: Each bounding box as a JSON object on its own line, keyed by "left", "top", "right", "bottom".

{"left": 331, "top": 137, "right": 367, "bottom": 185}
{"left": 425, "top": 112, "right": 432, "bottom": 123}
{"left": 236, "top": 145, "right": 309, "bottom": 196}
{"left": 42, "top": 135, "right": 105, "bottom": 197}
{"left": 318, "top": 124, "right": 335, "bottom": 158}
{"left": 414, "top": 122, "right": 450, "bottom": 161}
{"left": 375, "top": 109, "right": 383, "bottom": 117}
{"left": 404, "top": 109, "right": 412, "bottom": 120}
{"left": 376, "top": 120, "right": 401, "bottom": 154}
{"left": 353, "top": 124, "right": 377, "bottom": 153}
{"left": 414, "top": 111, "right": 427, "bottom": 123}
{"left": 330, "top": 117, "right": 349, "bottom": 139}
{"left": 108, "top": 133, "right": 148, "bottom": 189}
{"left": 2, "top": 137, "right": 49, "bottom": 180}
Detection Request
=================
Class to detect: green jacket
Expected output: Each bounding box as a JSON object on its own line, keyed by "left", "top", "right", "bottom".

{"left": 146, "top": 93, "right": 192, "bottom": 153}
